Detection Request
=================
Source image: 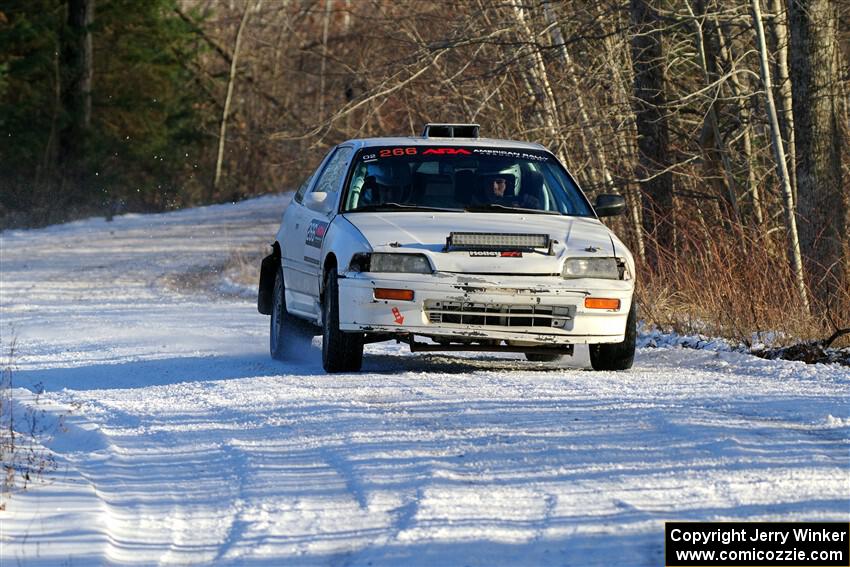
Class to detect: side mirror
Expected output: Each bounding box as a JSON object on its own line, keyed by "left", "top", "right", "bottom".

{"left": 304, "top": 191, "right": 333, "bottom": 214}
{"left": 594, "top": 194, "right": 626, "bottom": 217}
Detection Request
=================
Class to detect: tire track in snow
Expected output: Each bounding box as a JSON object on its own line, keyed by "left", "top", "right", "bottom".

{"left": 2, "top": 195, "right": 848, "bottom": 566}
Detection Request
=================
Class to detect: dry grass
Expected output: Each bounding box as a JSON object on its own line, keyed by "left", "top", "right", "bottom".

{"left": 158, "top": 244, "right": 268, "bottom": 298}
{"left": 635, "top": 219, "right": 850, "bottom": 349}
{"left": 1, "top": 339, "right": 62, "bottom": 509}
{"left": 221, "top": 246, "right": 269, "bottom": 289}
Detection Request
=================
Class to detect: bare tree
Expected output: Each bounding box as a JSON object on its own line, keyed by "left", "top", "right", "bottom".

{"left": 752, "top": 0, "right": 810, "bottom": 312}
{"left": 213, "top": 2, "right": 253, "bottom": 197}
{"left": 510, "top": 1, "right": 563, "bottom": 159}
{"left": 594, "top": 2, "right": 646, "bottom": 262}
{"left": 318, "top": 0, "right": 332, "bottom": 122}
{"left": 630, "top": 0, "right": 674, "bottom": 267}
{"left": 714, "top": 15, "right": 763, "bottom": 225}
{"left": 789, "top": 0, "right": 847, "bottom": 303}
{"left": 59, "top": 0, "right": 94, "bottom": 201}
{"left": 768, "top": 0, "right": 797, "bottom": 202}
{"left": 688, "top": 0, "right": 740, "bottom": 224}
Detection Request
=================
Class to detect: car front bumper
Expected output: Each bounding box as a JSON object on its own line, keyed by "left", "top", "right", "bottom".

{"left": 337, "top": 271, "right": 634, "bottom": 345}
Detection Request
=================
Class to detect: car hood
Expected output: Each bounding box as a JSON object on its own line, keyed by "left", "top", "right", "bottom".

{"left": 342, "top": 212, "right": 616, "bottom": 274}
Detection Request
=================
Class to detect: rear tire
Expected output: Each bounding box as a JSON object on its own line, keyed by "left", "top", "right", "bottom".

{"left": 322, "top": 268, "right": 364, "bottom": 372}
{"left": 589, "top": 299, "right": 636, "bottom": 371}
{"left": 524, "top": 353, "right": 562, "bottom": 362}
{"left": 270, "top": 266, "right": 309, "bottom": 360}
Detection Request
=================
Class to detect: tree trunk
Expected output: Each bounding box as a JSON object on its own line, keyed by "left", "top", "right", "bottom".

{"left": 318, "top": 0, "right": 332, "bottom": 122}
{"left": 789, "top": 0, "right": 846, "bottom": 304}
{"left": 510, "top": 1, "right": 563, "bottom": 160}
{"left": 542, "top": 2, "right": 611, "bottom": 195}
{"left": 596, "top": 1, "right": 646, "bottom": 263}
{"left": 768, "top": 0, "right": 797, "bottom": 204}
{"left": 688, "top": 0, "right": 740, "bottom": 225}
{"left": 752, "top": 0, "right": 810, "bottom": 312}
{"left": 715, "top": 18, "right": 763, "bottom": 226}
{"left": 213, "top": 3, "right": 252, "bottom": 198}
{"left": 630, "top": 0, "right": 674, "bottom": 269}
{"left": 58, "top": 0, "right": 94, "bottom": 204}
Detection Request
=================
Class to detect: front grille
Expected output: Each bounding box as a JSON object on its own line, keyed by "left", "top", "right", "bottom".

{"left": 425, "top": 300, "right": 574, "bottom": 328}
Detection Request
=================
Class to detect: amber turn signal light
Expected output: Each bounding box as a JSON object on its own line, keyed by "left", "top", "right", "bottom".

{"left": 585, "top": 297, "right": 620, "bottom": 310}
{"left": 374, "top": 288, "right": 415, "bottom": 301}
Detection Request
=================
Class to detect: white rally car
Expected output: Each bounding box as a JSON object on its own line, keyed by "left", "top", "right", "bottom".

{"left": 258, "top": 124, "right": 636, "bottom": 372}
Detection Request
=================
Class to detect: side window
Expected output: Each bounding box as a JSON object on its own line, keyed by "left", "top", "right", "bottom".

{"left": 293, "top": 174, "right": 313, "bottom": 204}
{"left": 346, "top": 162, "right": 368, "bottom": 209}
{"left": 312, "top": 146, "right": 353, "bottom": 195}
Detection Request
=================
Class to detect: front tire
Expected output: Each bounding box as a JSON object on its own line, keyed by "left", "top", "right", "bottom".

{"left": 589, "top": 299, "right": 636, "bottom": 371}
{"left": 322, "top": 268, "right": 363, "bottom": 372}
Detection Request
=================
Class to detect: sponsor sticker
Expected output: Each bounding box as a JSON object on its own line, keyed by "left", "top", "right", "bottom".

{"left": 305, "top": 219, "right": 329, "bottom": 248}
{"left": 422, "top": 148, "right": 472, "bottom": 155}
{"left": 467, "top": 251, "right": 523, "bottom": 257}
{"left": 362, "top": 146, "right": 478, "bottom": 160}
{"left": 362, "top": 146, "right": 550, "bottom": 162}
{"left": 379, "top": 148, "right": 418, "bottom": 158}
{"left": 472, "top": 148, "right": 549, "bottom": 161}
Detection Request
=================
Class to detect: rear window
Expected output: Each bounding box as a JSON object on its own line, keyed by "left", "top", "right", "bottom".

{"left": 341, "top": 146, "right": 593, "bottom": 216}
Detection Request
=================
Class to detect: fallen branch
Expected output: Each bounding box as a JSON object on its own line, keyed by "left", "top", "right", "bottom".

{"left": 750, "top": 326, "right": 850, "bottom": 366}
{"left": 822, "top": 327, "right": 850, "bottom": 350}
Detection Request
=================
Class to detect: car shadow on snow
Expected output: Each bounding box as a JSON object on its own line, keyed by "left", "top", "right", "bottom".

{"left": 14, "top": 343, "right": 593, "bottom": 392}
{"left": 12, "top": 353, "right": 318, "bottom": 392}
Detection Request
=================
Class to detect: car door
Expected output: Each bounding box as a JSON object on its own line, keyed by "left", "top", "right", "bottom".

{"left": 281, "top": 173, "right": 315, "bottom": 311}
{"left": 282, "top": 160, "right": 329, "bottom": 315}
{"left": 282, "top": 145, "right": 353, "bottom": 316}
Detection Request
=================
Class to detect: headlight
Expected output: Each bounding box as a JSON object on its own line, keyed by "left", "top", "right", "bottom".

{"left": 562, "top": 257, "right": 621, "bottom": 279}
{"left": 349, "top": 253, "right": 433, "bottom": 274}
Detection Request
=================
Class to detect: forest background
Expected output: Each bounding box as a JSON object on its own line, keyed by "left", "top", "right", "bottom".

{"left": 1, "top": 0, "right": 848, "bottom": 347}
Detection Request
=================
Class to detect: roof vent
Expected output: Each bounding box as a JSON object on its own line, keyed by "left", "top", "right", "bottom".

{"left": 422, "top": 123, "right": 480, "bottom": 138}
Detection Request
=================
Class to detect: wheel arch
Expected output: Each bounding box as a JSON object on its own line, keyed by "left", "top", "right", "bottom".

{"left": 318, "top": 215, "right": 370, "bottom": 302}
{"left": 257, "top": 241, "right": 282, "bottom": 315}
{"left": 320, "top": 252, "right": 338, "bottom": 299}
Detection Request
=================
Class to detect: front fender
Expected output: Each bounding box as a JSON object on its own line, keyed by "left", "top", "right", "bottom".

{"left": 320, "top": 215, "right": 372, "bottom": 284}
{"left": 610, "top": 233, "right": 636, "bottom": 281}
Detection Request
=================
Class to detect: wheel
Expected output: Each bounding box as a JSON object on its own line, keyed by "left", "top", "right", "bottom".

{"left": 524, "top": 353, "right": 562, "bottom": 362}
{"left": 321, "top": 267, "right": 364, "bottom": 372}
{"left": 589, "top": 299, "right": 636, "bottom": 371}
{"left": 270, "top": 266, "right": 310, "bottom": 360}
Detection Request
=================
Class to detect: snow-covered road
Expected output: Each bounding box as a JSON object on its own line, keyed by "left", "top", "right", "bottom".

{"left": 1, "top": 196, "right": 848, "bottom": 566}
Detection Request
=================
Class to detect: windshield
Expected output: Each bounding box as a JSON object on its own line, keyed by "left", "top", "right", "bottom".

{"left": 341, "top": 146, "right": 594, "bottom": 216}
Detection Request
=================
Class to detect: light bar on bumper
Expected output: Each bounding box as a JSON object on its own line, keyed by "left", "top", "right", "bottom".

{"left": 349, "top": 253, "right": 433, "bottom": 274}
